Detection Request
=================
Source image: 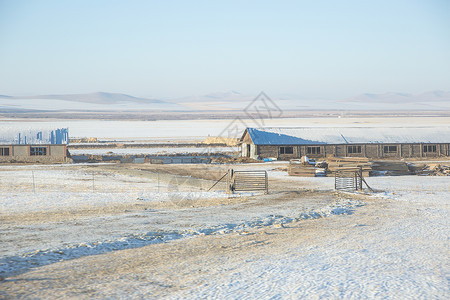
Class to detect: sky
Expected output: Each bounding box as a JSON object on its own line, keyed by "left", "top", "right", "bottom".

{"left": 0, "top": 0, "right": 449, "bottom": 99}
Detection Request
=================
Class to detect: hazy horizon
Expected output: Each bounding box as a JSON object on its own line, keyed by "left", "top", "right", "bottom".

{"left": 1, "top": 0, "right": 449, "bottom": 100}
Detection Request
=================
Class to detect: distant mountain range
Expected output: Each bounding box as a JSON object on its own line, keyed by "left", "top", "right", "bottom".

{"left": 0, "top": 92, "right": 165, "bottom": 104}
{"left": 173, "top": 91, "right": 253, "bottom": 103}
{"left": 0, "top": 90, "right": 449, "bottom": 112}
{"left": 342, "top": 90, "right": 450, "bottom": 103}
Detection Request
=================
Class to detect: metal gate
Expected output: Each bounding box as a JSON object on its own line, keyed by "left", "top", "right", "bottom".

{"left": 227, "top": 169, "right": 268, "bottom": 194}
{"left": 335, "top": 167, "right": 363, "bottom": 191}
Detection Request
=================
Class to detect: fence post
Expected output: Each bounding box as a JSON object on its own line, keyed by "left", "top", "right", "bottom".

{"left": 359, "top": 167, "right": 362, "bottom": 190}
{"left": 335, "top": 170, "right": 338, "bottom": 190}
{"left": 32, "top": 170, "right": 36, "bottom": 193}
{"left": 157, "top": 172, "right": 160, "bottom": 193}
{"left": 265, "top": 171, "right": 268, "bottom": 194}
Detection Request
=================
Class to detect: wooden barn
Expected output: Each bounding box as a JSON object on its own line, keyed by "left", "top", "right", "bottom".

{"left": 0, "top": 128, "right": 69, "bottom": 163}
{"left": 240, "top": 127, "right": 450, "bottom": 160}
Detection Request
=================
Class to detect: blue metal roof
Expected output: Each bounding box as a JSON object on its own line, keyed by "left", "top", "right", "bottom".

{"left": 247, "top": 128, "right": 326, "bottom": 145}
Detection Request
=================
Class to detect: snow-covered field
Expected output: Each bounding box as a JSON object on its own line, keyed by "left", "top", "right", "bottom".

{"left": 69, "top": 146, "right": 238, "bottom": 156}
{"left": 173, "top": 176, "right": 449, "bottom": 299}
{"left": 1, "top": 162, "right": 449, "bottom": 298}
{"left": 0, "top": 164, "right": 349, "bottom": 277}
{"left": 2, "top": 116, "right": 449, "bottom": 140}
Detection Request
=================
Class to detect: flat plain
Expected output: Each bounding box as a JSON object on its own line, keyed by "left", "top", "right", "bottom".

{"left": 0, "top": 115, "right": 449, "bottom": 298}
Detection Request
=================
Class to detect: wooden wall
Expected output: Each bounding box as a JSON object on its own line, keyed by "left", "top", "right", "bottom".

{"left": 253, "top": 143, "right": 450, "bottom": 160}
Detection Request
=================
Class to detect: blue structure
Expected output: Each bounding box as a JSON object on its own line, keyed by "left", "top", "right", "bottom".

{"left": 0, "top": 128, "right": 69, "bottom": 145}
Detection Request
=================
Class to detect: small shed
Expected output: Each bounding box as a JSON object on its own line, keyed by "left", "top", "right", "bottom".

{"left": 0, "top": 128, "right": 69, "bottom": 163}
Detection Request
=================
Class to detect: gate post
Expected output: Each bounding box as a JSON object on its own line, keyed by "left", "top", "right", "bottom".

{"left": 265, "top": 171, "right": 268, "bottom": 194}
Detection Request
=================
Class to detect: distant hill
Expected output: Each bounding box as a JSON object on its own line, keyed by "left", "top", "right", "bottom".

{"left": 1, "top": 90, "right": 449, "bottom": 112}
{"left": 0, "top": 92, "right": 186, "bottom": 111}
{"left": 173, "top": 91, "right": 253, "bottom": 103}
{"left": 343, "top": 90, "right": 450, "bottom": 103}
{"left": 414, "top": 90, "right": 450, "bottom": 102}
{"left": 0, "top": 92, "right": 165, "bottom": 104}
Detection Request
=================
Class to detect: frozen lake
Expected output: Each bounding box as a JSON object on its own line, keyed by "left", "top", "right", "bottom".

{"left": 1, "top": 116, "right": 449, "bottom": 140}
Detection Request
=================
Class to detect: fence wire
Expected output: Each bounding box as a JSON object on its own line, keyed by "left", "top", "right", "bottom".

{"left": 0, "top": 169, "right": 223, "bottom": 194}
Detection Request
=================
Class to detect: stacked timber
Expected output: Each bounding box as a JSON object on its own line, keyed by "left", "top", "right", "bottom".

{"left": 371, "top": 161, "right": 411, "bottom": 176}
{"left": 428, "top": 164, "right": 450, "bottom": 176}
{"left": 326, "top": 156, "right": 372, "bottom": 177}
{"left": 410, "top": 163, "right": 450, "bottom": 176}
{"left": 288, "top": 158, "right": 327, "bottom": 177}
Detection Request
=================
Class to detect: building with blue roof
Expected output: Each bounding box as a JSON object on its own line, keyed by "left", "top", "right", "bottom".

{"left": 240, "top": 127, "right": 450, "bottom": 160}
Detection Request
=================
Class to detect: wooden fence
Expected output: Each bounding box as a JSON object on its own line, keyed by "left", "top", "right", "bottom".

{"left": 335, "top": 167, "right": 374, "bottom": 192}
{"left": 227, "top": 169, "right": 268, "bottom": 194}
{"left": 335, "top": 167, "right": 363, "bottom": 191}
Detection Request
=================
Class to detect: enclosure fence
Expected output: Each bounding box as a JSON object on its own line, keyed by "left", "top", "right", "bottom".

{"left": 0, "top": 169, "right": 221, "bottom": 194}
{"left": 227, "top": 169, "right": 268, "bottom": 194}
{"left": 335, "top": 167, "right": 373, "bottom": 192}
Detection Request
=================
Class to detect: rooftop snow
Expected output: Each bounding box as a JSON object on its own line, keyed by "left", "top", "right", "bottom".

{"left": 245, "top": 127, "right": 450, "bottom": 145}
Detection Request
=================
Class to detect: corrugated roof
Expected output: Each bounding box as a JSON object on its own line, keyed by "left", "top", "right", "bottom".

{"left": 245, "top": 127, "right": 450, "bottom": 145}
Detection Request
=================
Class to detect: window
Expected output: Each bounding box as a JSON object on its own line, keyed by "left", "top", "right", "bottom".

{"left": 0, "top": 147, "right": 10, "bottom": 156}
{"left": 279, "top": 146, "right": 294, "bottom": 155}
{"left": 30, "top": 146, "right": 47, "bottom": 156}
{"left": 383, "top": 145, "right": 397, "bottom": 153}
{"left": 347, "top": 145, "right": 362, "bottom": 154}
{"left": 423, "top": 145, "right": 437, "bottom": 153}
{"left": 306, "top": 146, "right": 321, "bottom": 155}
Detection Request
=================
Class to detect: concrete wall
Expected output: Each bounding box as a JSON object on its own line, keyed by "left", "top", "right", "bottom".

{"left": 252, "top": 143, "right": 450, "bottom": 160}
{"left": 0, "top": 144, "right": 68, "bottom": 163}
{"left": 49, "top": 145, "right": 66, "bottom": 157}
{"left": 13, "top": 145, "right": 29, "bottom": 156}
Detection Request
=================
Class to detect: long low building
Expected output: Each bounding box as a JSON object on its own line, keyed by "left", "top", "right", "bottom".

{"left": 240, "top": 127, "right": 450, "bottom": 160}
{"left": 0, "top": 128, "right": 69, "bottom": 163}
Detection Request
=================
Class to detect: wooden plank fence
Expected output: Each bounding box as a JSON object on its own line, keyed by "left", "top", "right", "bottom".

{"left": 335, "top": 167, "right": 374, "bottom": 192}
{"left": 335, "top": 167, "right": 363, "bottom": 191}
{"left": 227, "top": 169, "right": 268, "bottom": 194}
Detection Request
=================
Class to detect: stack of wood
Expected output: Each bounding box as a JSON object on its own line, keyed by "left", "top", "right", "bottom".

{"left": 288, "top": 158, "right": 318, "bottom": 177}
{"left": 429, "top": 164, "right": 450, "bottom": 176}
{"left": 326, "top": 156, "right": 372, "bottom": 177}
{"left": 411, "top": 163, "right": 450, "bottom": 176}
{"left": 371, "top": 161, "right": 411, "bottom": 176}
{"left": 407, "top": 163, "right": 427, "bottom": 174}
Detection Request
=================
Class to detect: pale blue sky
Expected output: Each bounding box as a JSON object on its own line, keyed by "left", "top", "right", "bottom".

{"left": 0, "top": 0, "right": 449, "bottom": 99}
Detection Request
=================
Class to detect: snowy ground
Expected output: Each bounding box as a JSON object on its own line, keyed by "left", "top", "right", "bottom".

{"left": 1, "top": 162, "right": 449, "bottom": 298}
{"left": 0, "top": 164, "right": 345, "bottom": 278}
{"left": 169, "top": 176, "right": 449, "bottom": 299}
{"left": 2, "top": 116, "right": 449, "bottom": 141}
{"left": 68, "top": 146, "right": 238, "bottom": 155}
